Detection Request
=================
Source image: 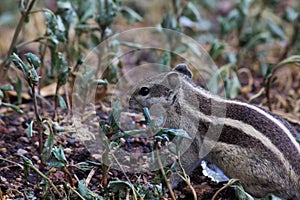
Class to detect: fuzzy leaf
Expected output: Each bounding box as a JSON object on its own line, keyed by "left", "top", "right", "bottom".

{"left": 120, "top": 6, "right": 142, "bottom": 24}
{"left": 57, "top": 95, "right": 67, "bottom": 109}
{"left": 2, "top": 102, "right": 24, "bottom": 114}
{"left": 25, "top": 52, "right": 41, "bottom": 69}
{"left": 25, "top": 120, "right": 34, "bottom": 137}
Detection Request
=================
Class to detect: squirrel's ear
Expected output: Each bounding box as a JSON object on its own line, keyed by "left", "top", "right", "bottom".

{"left": 174, "top": 63, "right": 192, "bottom": 78}
{"left": 165, "top": 72, "right": 180, "bottom": 89}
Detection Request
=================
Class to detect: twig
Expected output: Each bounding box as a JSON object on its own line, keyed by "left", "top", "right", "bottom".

{"left": 67, "top": 184, "right": 86, "bottom": 200}
{"left": 0, "top": 157, "right": 24, "bottom": 169}
{"left": 176, "top": 156, "right": 197, "bottom": 200}
{"left": 155, "top": 143, "right": 176, "bottom": 200}
{"left": 212, "top": 179, "right": 240, "bottom": 200}
{"left": 0, "top": 0, "right": 37, "bottom": 79}
{"left": 27, "top": 161, "right": 64, "bottom": 198}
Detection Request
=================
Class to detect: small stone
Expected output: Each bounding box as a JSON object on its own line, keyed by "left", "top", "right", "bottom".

{"left": 32, "top": 155, "right": 40, "bottom": 162}
{"left": 0, "top": 148, "right": 7, "bottom": 154}
{"left": 17, "top": 148, "right": 28, "bottom": 156}
{"left": 8, "top": 127, "right": 17, "bottom": 132}
{"left": 19, "top": 136, "right": 30, "bottom": 143}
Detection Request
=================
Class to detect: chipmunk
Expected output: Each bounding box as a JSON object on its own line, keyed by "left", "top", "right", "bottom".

{"left": 129, "top": 64, "right": 300, "bottom": 199}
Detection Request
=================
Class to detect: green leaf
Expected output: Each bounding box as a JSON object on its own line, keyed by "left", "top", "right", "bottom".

{"left": 267, "top": 20, "right": 286, "bottom": 40}
{"left": 48, "top": 146, "right": 67, "bottom": 168}
{"left": 10, "top": 53, "right": 29, "bottom": 79}
{"left": 120, "top": 6, "right": 142, "bottom": 24}
{"left": 108, "top": 99, "right": 121, "bottom": 131}
{"left": 29, "top": 68, "right": 39, "bottom": 86}
{"left": 108, "top": 179, "right": 136, "bottom": 197}
{"left": 184, "top": 2, "right": 201, "bottom": 21}
{"left": 20, "top": 155, "right": 32, "bottom": 179}
{"left": 296, "top": 134, "right": 300, "bottom": 143}
{"left": 26, "top": 120, "right": 34, "bottom": 137}
{"left": 119, "top": 41, "right": 143, "bottom": 49}
{"left": 244, "top": 32, "right": 269, "bottom": 51}
{"left": 15, "top": 76, "right": 23, "bottom": 104}
{"left": 143, "top": 107, "right": 151, "bottom": 126}
{"left": 92, "top": 79, "right": 108, "bottom": 85}
{"left": 2, "top": 102, "right": 24, "bottom": 114}
{"left": 207, "top": 72, "right": 220, "bottom": 94}
{"left": 209, "top": 40, "right": 225, "bottom": 59}
{"left": 78, "top": 179, "right": 103, "bottom": 200}
{"left": 235, "top": 183, "right": 255, "bottom": 200}
{"left": 25, "top": 52, "right": 41, "bottom": 69}
{"left": 57, "top": 54, "right": 69, "bottom": 88}
{"left": 0, "top": 84, "right": 13, "bottom": 91}
{"left": 44, "top": 128, "right": 54, "bottom": 149}
{"left": 0, "top": 90, "right": 3, "bottom": 100}
{"left": 284, "top": 7, "right": 299, "bottom": 22}
{"left": 228, "top": 71, "right": 242, "bottom": 99}
{"left": 160, "top": 128, "right": 192, "bottom": 139}
{"left": 57, "top": 95, "right": 67, "bottom": 109}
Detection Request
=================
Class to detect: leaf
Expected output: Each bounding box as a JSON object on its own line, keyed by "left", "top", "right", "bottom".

{"left": 0, "top": 84, "right": 13, "bottom": 91}
{"left": 92, "top": 79, "right": 108, "bottom": 85}
{"left": 143, "top": 107, "right": 151, "bottom": 126}
{"left": 44, "top": 128, "right": 54, "bottom": 149}
{"left": 57, "top": 95, "right": 67, "bottom": 109}
{"left": 160, "top": 128, "right": 192, "bottom": 139}
{"left": 48, "top": 146, "right": 67, "bottom": 168}
{"left": 209, "top": 40, "right": 225, "bottom": 59}
{"left": 244, "top": 32, "right": 269, "bottom": 51}
{"left": 228, "top": 71, "right": 242, "bottom": 99}
{"left": 10, "top": 53, "right": 29, "bottom": 79}
{"left": 267, "top": 20, "right": 286, "bottom": 40}
{"left": 108, "top": 179, "right": 135, "bottom": 193}
{"left": 284, "top": 7, "right": 299, "bottom": 22}
{"left": 234, "top": 183, "right": 255, "bottom": 200}
{"left": 119, "top": 41, "right": 143, "bottom": 49}
{"left": 184, "top": 2, "right": 201, "bottom": 21}
{"left": 207, "top": 72, "right": 220, "bottom": 94}
{"left": 14, "top": 76, "right": 22, "bottom": 104}
{"left": 1, "top": 102, "right": 24, "bottom": 114}
{"left": 25, "top": 52, "right": 41, "bottom": 69}
{"left": 108, "top": 99, "right": 121, "bottom": 131}
{"left": 120, "top": 6, "right": 143, "bottom": 24}
{"left": 26, "top": 120, "right": 34, "bottom": 137}
{"left": 296, "top": 134, "right": 300, "bottom": 143}
{"left": 57, "top": 54, "right": 69, "bottom": 88}
{"left": 78, "top": 179, "right": 103, "bottom": 200}
{"left": 29, "top": 68, "right": 39, "bottom": 86}
{"left": 20, "top": 155, "right": 32, "bottom": 179}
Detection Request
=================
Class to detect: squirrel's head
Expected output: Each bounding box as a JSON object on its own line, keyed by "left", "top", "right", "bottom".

{"left": 129, "top": 64, "right": 192, "bottom": 112}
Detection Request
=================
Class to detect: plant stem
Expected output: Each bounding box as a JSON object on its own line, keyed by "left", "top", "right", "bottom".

{"left": 177, "top": 156, "right": 197, "bottom": 200}
{"left": 67, "top": 185, "right": 86, "bottom": 200}
{"left": 31, "top": 84, "right": 43, "bottom": 154}
{"left": 28, "top": 161, "right": 64, "bottom": 199}
{"left": 0, "top": 0, "right": 37, "bottom": 79}
{"left": 155, "top": 143, "right": 176, "bottom": 200}
{"left": 0, "top": 157, "right": 24, "bottom": 169}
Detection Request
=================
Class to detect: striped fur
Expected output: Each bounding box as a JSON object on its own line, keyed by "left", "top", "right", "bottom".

{"left": 129, "top": 64, "right": 300, "bottom": 199}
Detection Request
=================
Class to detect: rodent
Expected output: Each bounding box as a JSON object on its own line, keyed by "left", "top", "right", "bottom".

{"left": 129, "top": 64, "right": 300, "bottom": 199}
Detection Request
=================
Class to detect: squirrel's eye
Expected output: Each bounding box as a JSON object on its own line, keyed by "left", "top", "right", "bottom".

{"left": 139, "top": 87, "right": 150, "bottom": 96}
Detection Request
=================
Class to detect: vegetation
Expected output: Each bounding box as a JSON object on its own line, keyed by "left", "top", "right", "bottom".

{"left": 0, "top": 0, "right": 299, "bottom": 199}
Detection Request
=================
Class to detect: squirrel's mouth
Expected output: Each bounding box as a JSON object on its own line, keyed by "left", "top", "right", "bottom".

{"left": 128, "top": 97, "right": 143, "bottom": 113}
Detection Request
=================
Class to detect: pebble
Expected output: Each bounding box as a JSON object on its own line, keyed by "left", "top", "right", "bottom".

{"left": 0, "top": 148, "right": 7, "bottom": 154}
{"left": 17, "top": 148, "right": 28, "bottom": 156}
{"left": 19, "top": 136, "right": 30, "bottom": 143}
{"left": 32, "top": 155, "right": 40, "bottom": 162}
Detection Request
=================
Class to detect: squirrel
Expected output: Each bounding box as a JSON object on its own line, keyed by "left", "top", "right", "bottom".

{"left": 129, "top": 64, "right": 300, "bottom": 199}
